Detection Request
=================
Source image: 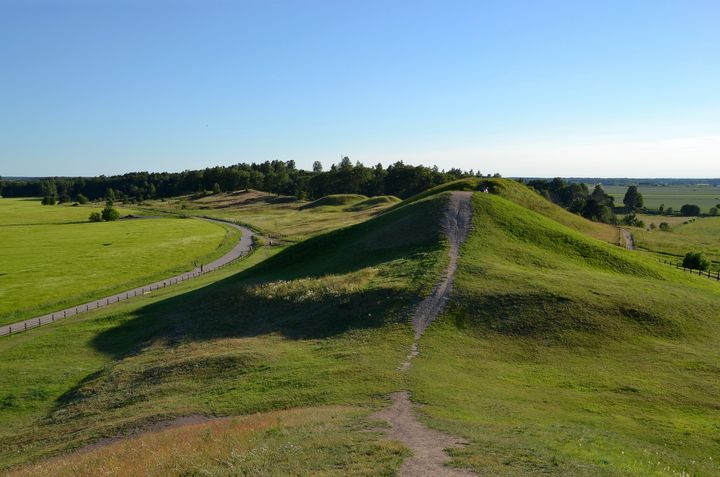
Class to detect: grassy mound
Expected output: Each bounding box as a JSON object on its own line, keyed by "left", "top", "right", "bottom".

{"left": 346, "top": 195, "right": 401, "bottom": 211}
{"left": 409, "top": 192, "right": 720, "bottom": 476}
{"left": 300, "top": 194, "right": 368, "bottom": 209}
{"left": 0, "top": 193, "right": 451, "bottom": 470}
{"left": 392, "top": 178, "right": 617, "bottom": 242}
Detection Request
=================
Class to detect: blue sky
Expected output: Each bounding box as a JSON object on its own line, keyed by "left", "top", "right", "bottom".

{"left": 1, "top": 0, "right": 719, "bottom": 177}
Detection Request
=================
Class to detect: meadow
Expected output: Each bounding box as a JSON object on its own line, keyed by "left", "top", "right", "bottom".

{"left": 630, "top": 215, "right": 720, "bottom": 271}
{"left": 0, "top": 198, "right": 238, "bottom": 325}
{"left": 600, "top": 184, "right": 720, "bottom": 211}
{"left": 2, "top": 181, "right": 719, "bottom": 476}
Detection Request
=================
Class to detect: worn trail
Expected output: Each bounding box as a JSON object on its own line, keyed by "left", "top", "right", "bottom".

{"left": 374, "top": 191, "right": 475, "bottom": 477}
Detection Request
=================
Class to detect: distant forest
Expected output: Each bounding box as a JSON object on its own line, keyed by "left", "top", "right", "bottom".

{"left": 0, "top": 158, "right": 486, "bottom": 203}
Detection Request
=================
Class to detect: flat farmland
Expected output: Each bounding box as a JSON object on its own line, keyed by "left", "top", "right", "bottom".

{"left": 0, "top": 198, "right": 238, "bottom": 325}
{"left": 599, "top": 184, "right": 720, "bottom": 211}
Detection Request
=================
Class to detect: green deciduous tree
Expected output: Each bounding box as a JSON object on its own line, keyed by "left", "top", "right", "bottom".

{"left": 683, "top": 251, "right": 710, "bottom": 271}
{"left": 680, "top": 204, "right": 701, "bottom": 216}
{"left": 101, "top": 205, "right": 120, "bottom": 221}
{"left": 623, "top": 185, "right": 644, "bottom": 211}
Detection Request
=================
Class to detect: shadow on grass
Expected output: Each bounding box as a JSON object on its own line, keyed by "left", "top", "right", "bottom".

{"left": 89, "top": 194, "right": 447, "bottom": 359}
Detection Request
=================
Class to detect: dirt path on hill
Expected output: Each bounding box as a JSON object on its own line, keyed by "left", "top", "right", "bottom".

{"left": 620, "top": 228, "right": 635, "bottom": 250}
{"left": 374, "top": 191, "right": 475, "bottom": 477}
{"left": 0, "top": 218, "right": 254, "bottom": 337}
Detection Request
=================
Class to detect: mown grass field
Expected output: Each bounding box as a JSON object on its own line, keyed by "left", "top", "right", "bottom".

{"left": 2, "top": 181, "right": 719, "bottom": 476}
{"left": 601, "top": 184, "right": 720, "bottom": 211}
{"left": 0, "top": 198, "right": 239, "bottom": 325}
{"left": 142, "top": 190, "right": 399, "bottom": 242}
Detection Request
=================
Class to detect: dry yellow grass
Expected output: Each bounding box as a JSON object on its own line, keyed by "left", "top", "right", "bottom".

{"left": 8, "top": 406, "right": 405, "bottom": 477}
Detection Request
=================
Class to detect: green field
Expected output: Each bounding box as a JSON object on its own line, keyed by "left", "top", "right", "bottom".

{"left": 626, "top": 214, "right": 720, "bottom": 271}
{"left": 2, "top": 181, "right": 719, "bottom": 476}
{"left": 600, "top": 184, "right": 720, "bottom": 211}
{"left": 0, "top": 198, "right": 239, "bottom": 325}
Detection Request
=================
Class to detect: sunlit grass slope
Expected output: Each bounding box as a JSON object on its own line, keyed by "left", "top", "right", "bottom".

{"left": 410, "top": 192, "right": 720, "bottom": 476}
{"left": 394, "top": 178, "right": 619, "bottom": 242}
{"left": 0, "top": 193, "right": 450, "bottom": 471}
{"left": 0, "top": 199, "right": 238, "bottom": 325}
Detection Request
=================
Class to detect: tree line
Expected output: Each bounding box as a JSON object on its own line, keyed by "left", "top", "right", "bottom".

{"left": 0, "top": 158, "right": 483, "bottom": 203}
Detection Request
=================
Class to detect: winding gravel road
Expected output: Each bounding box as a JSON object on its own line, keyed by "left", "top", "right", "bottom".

{"left": 0, "top": 218, "right": 254, "bottom": 337}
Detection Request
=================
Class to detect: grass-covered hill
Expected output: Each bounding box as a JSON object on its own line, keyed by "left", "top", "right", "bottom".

{"left": 0, "top": 193, "right": 452, "bottom": 473}
{"left": 3, "top": 180, "right": 720, "bottom": 476}
{"left": 410, "top": 191, "right": 720, "bottom": 476}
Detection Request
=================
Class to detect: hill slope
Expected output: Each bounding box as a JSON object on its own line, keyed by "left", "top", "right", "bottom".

{"left": 409, "top": 191, "right": 720, "bottom": 476}
{"left": 0, "top": 193, "right": 451, "bottom": 471}
{"left": 3, "top": 186, "right": 720, "bottom": 476}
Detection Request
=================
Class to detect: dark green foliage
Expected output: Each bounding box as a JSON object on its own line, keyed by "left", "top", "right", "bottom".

{"left": 212, "top": 182, "right": 221, "bottom": 194}
{"left": 101, "top": 205, "right": 120, "bottom": 221}
{"left": 41, "top": 195, "right": 57, "bottom": 206}
{"left": 659, "top": 222, "right": 670, "bottom": 231}
{"left": 709, "top": 206, "right": 718, "bottom": 216}
{"left": 0, "top": 159, "right": 478, "bottom": 201}
{"left": 683, "top": 251, "right": 710, "bottom": 271}
{"left": 526, "top": 179, "right": 615, "bottom": 224}
{"left": 76, "top": 194, "right": 89, "bottom": 204}
{"left": 88, "top": 211, "right": 102, "bottom": 222}
{"left": 623, "top": 185, "right": 644, "bottom": 211}
{"left": 680, "top": 204, "right": 701, "bottom": 216}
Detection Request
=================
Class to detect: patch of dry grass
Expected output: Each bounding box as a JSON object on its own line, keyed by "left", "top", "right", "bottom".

{"left": 8, "top": 406, "right": 406, "bottom": 477}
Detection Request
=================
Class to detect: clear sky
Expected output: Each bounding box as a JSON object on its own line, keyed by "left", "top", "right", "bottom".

{"left": 1, "top": 0, "right": 719, "bottom": 177}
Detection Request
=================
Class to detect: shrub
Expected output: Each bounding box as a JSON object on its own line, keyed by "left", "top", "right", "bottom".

{"left": 41, "top": 195, "right": 57, "bottom": 205}
{"left": 683, "top": 251, "right": 710, "bottom": 271}
{"left": 88, "top": 211, "right": 102, "bottom": 222}
{"left": 710, "top": 207, "right": 718, "bottom": 216}
{"left": 76, "top": 194, "right": 89, "bottom": 204}
{"left": 101, "top": 206, "right": 120, "bottom": 221}
{"left": 680, "top": 204, "right": 701, "bottom": 216}
{"left": 649, "top": 223, "right": 656, "bottom": 230}
{"left": 659, "top": 222, "right": 670, "bottom": 231}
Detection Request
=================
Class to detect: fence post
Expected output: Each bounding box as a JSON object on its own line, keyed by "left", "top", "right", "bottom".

{"left": 38, "top": 318, "right": 40, "bottom": 326}
{"left": 24, "top": 322, "right": 27, "bottom": 331}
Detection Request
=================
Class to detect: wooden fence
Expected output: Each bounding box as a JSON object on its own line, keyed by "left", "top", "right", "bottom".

{"left": 660, "top": 259, "right": 720, "bottom": 281}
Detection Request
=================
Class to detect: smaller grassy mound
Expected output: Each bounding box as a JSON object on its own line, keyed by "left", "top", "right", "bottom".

{"left": 346, "top": 195, "right": 401, "bottom": 211}
{"left": 300, "top": 194, "right": 368, "bottom": 209}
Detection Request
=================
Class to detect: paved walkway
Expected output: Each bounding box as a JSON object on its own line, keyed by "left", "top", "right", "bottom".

{"left": 0, "top": 218, "right": 254, "bottom": 337}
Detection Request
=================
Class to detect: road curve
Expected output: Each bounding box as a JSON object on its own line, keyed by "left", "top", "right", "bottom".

{"left": 0, "top": 218, "right": 254, "bottom": 337}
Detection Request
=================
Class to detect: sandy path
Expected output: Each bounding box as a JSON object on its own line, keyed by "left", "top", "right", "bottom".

{"left": 0, "top": 218, "right": 254, "bottom": 337}
{"left": 374, "top": 191, "right": 475, "bottom": 477}
{"left": 620, "top": 228, "right": 635, "bottom": 250}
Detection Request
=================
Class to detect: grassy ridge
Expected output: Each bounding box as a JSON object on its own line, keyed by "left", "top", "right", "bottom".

{"left": 143, "top": 190, "right": 396, "bottom": 242}
{"left": 410, "top": 192, "right": 720, "bottom": 476}
{"left": 0, "top": 194, "right": 450, "bottom": 470}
